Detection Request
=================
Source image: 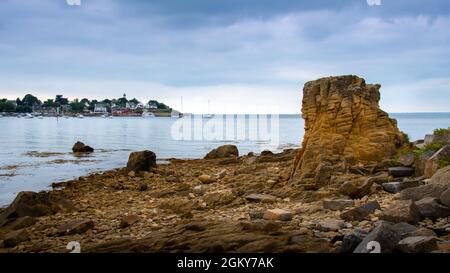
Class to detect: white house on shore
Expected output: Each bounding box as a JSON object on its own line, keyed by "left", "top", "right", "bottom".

{"left": 94, "top": 103, "right": 108, "bottom": 113}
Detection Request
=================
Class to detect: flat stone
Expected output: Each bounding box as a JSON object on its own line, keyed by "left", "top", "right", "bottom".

{"left": 397, "top": 236, "right": 439, "bottom": 253}
{"left": 263, "top": 209, "right": 292, "bottom": 221}
{"left": 415, "top": 197, "right": 450, "bottom": 220}
{"left": 3, "top": 229, "right": 30, "bottom": 248}
{"left": 388, "top": 167, "right": 415, "bottom": 177}
{"left": 57, "top": 219, "right": 94, "bottom": 236}
{"left": 340, "top": 201, "right": 381, "bottom": 221}
{"left": 245, "top": 193, "right": 276, "bottom": 203}
{"left": 7, "top": 216, "right": 37, "bottom": 230}
{"left": 317, "top": 219, "right": 345, "bottom": 232}
{"left": 381, "top": 200, "right": 422, "bottom": 224}
{"left": 382, "top": 180, "right": 421, "bottom": 194}
{"left": 354, "top": 221, "right": 401, "bottom": 253}
{"left": 323, "top": 199, "right": 355, "bottom": 211}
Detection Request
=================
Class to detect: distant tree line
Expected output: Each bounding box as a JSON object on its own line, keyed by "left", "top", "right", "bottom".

{"left": 0, "top": 93, "right": 171, "bottom": 113}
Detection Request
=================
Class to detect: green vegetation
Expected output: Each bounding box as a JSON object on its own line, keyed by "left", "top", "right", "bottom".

{"left": 0, "top": 93, "right": 172, "bottom": 114}
{"left": 440, "top": 156, "right": 450, "bottom": 168}
{"left": 0, "top": 99, "right": 16, "bottom": 112}
{"left": 413, "top": 143, "right": 444, "bottom": 157}
{"left": 434, "top": 127, "right": 450, "bottom": 136}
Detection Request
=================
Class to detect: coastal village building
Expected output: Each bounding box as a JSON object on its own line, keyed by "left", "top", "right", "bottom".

{"left": 94, "top": 103, "right": 108, "bottom": 113}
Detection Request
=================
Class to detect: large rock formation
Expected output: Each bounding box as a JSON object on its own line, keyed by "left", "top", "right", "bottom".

{"left": 291, "top": 75, "right": 407, "bottom": 186}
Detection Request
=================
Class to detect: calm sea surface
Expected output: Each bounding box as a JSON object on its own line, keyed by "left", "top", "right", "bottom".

{"left": 0, "top": 113, "right": 449, "bottom": 206}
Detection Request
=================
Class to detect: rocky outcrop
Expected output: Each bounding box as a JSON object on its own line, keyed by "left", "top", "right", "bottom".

{"left": 290, "top": 76, "right": 407, "bottom": 186}
{"left": 0, "top": 191, "right": 75, "bottom": 226}
{"left": 204, "top": 145, "right": 239, "bottom": 159}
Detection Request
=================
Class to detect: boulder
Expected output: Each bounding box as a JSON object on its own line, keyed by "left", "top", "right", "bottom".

{"left": 0, "top": 191, "right": 74, "bottom": 226}
{"left": 72, "top": 141, "right": 94, "bottom": 153}
{"left": 260, "top": 150, "right": 274, "bottom": 156}
{"left": 414, "top": 197, "right": 450, "bottom": 220}
{"left": 392, "top": 222, "right": 419, "bottom": 239}
{"left": 290, "top": 76, "right": 407, "bottom": 184}
{"left": 339, "top": 177, "right": 376, "bottom": 199}
{"left": 388, "top": 167, "right": 415, "bottom": 177}
{"left": 263, "top": 209, "right": 292, "bottom": 221}
{"left": 414, "top": 150, "right": 437, "bottom": 176}
{"left": 340, "top": 234, "right": 363, "bottom": 253}
{"left": 424, "top": 145, "right": 450, "bottom": 178}
{"left": 204, "top": 145, "right": 239, "bottom": 159}
{"left": 354, "top": 221, "right": 401, "bottom": 253}
{"left": 197, "top": 174, "right": 216, "bottom": 184}
{"left": 382, "top": 180, "right": 421, "bottom": 194}
{"left": 57, "top": 219, "right": 94, "bottom": 236}
{"left": 440, "top": 188, "right": 450, "bottom": 207}
{"left": 340, "top": 201, "right": 380, "bottom": 221}
{"left": 126, "top": 150, "right": 156, "bottom": 172}
{"left": 397, "top": 236, "right": 439, "bottom": 253}
{"left": 3, "top": 229, "right": 30, "bottom": 248}
{"left": 398, "top": 166, "right": 450, "bottom": 201}
{"left": 323, "top": 199, "right": 355, "bottom": 211}
{"left": 397, "top": 152, "right": 416, "bottom": 167}
{"left": 380, "top": 200, "right": 422, "bottom": 224}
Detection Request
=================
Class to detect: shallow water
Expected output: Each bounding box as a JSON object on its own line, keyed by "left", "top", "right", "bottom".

{"left": 0, "top": 113, "right": 449, "bottom": 206}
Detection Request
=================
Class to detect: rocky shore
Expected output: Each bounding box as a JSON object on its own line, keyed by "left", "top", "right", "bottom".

{"left": 1, "top": 75, "right": 449, "bottom": 253}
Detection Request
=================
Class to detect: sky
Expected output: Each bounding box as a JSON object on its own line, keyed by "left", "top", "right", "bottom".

{"left": 0, "top": 0, "right": 449, "bottom": 114}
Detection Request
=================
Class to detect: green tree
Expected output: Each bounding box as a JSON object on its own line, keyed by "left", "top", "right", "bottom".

{"left": 0, "top": 99, "right": 16, "bottom": 112}
{"left": 42, "top": 99, "right": 57, "bottom": 108}
{"left": 22, "top": 94, "right": 41, "bottom": 107}
{"left": 69, "top": 99, "right": 86, "bottom": 113}
{"left": 117, "top": 97, "right": 128, "bottom": 107}
{"left": 55, "top": 95, "right": 69, "bottom": 106}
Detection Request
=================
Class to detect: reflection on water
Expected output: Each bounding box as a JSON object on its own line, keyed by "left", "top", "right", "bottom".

{"left": 0, "top": 113, "right": 449, "bottom": 206}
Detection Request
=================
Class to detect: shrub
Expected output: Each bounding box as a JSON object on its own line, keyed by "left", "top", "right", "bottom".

{"left": 434, "top": 127, "right": 450, "bottom": 136}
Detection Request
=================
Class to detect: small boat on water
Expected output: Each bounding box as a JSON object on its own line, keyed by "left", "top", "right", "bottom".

{"left": 101, "top": 114, "right": 108, "bottom": 118}
{"left": 142, "top": 112, "right": 155, "bottom": 118}
{"left": 25, "top": 113, "right": 34, "bottom": 119}
{"left": 203, "top": 99, "right": 213, "bottom": 119}
{"left": 77, "top": 114, "right": 84, "bottom": 119}
{"left": 37, "top": 116, "right": 43, "bottom": 119}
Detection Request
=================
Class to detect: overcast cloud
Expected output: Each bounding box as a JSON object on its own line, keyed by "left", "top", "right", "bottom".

{"left": 0, "top": 0, "right": 449, "bottom": 113}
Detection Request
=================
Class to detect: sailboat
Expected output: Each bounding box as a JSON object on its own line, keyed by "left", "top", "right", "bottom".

{"left": 203, "top": 99, "right": 213, "bottom": 119}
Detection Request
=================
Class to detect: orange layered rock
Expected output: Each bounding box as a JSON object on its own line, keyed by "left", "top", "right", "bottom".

{"left": 291, "top": 75, "right": 407, "bottom": 186}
